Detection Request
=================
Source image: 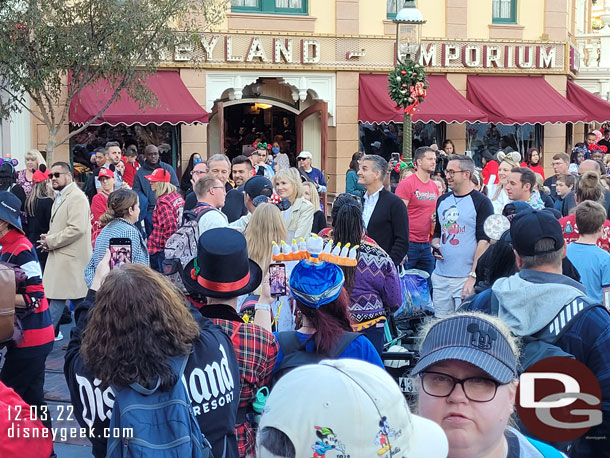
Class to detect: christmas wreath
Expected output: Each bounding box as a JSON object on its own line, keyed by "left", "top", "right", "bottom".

{"left": 388, "top": 60, "right": 428, "bottom": 115}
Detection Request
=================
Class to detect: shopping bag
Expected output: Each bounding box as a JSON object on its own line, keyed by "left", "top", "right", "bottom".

{"left": 396, "top": 267, "right": 433, "bottom": 315}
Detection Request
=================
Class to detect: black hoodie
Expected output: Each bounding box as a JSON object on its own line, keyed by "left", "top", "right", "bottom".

{"left": 64, "top": 290, "right": 241, "bottom": 458}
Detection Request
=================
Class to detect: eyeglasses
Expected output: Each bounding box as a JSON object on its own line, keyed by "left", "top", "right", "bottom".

{"left": 192, "top": 170, "right": 207, "bottom": 176}
{"left": 297, "top": 158, "right": 307, "bottom": 161}
{"left": 50, "top": 172, "right": 69, "bottom": 178}
{"left": 419, "top": 371, "right": 503, "bottom": 402}
{"left": 211, "top": 186, "right": 226, "bottom": 193}
{"left": 445, "top": 169, "right": 467, "bottom": 177}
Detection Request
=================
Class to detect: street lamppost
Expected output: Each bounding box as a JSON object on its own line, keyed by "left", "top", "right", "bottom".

{"left": 392, "top": 0, "right": 426, "bottom": 162}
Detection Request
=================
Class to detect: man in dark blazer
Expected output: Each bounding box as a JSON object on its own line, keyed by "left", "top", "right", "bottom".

{"left": 358, "top": 154, "right": 409, "bottom": 265}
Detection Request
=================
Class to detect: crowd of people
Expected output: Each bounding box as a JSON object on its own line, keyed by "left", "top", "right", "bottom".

{"left": 0, "top": 132, "right": 609, "bottom": 458}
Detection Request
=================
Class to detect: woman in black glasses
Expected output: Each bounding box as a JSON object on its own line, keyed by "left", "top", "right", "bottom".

{"left": 411, "top": 313, "right": 564, "bottom": 458}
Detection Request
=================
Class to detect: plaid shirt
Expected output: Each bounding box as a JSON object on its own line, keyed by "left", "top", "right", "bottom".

{"left": 147, "top": 191, "right": 184, "bottom": 254}
{"left": 199, "top": 304, "right": 278, "bottom": 458}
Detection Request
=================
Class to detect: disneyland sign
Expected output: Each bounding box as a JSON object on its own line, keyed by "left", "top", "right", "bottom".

{"left": 172, "top": 34, "right": 566, "bottom": 73}
{"left": 418, "top": 42, "right": 561, "bottom": 70}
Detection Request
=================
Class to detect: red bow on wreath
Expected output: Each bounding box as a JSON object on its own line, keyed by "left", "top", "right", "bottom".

{"left": 405, "top": 82, "right": 428, "bottom": 115}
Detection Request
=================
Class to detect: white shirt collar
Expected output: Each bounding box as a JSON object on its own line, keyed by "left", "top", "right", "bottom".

{"left": 57, "top": 181, "right": 74, "bottom": 198}
{"left": 364, "top": 185, "right": 384, "bottom": 200}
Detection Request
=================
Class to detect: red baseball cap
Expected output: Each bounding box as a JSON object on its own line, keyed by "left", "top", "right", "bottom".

{"left": 145, "top": 168, "right": 171, "bottom": 183}
{"left": 98, "top": 168, "right": 115, "bottom": 179}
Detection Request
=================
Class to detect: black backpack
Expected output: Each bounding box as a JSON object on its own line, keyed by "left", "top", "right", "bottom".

{"left": 270, "top": 331, "right": 360, "bottom": 388}
{"left": 490, "top": 293, "right": 605, "bottom": 372}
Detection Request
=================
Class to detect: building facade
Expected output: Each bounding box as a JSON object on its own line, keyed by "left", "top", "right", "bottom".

{"left": 21, "top": 0, "right": 594, "bottom": 194}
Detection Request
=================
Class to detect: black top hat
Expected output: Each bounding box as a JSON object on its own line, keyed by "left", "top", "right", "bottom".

{"left": 0, "top": 191, "right": 23, "bottom": 233}
{"left": 183, "top": 228, "right": 262, "bottom": 299}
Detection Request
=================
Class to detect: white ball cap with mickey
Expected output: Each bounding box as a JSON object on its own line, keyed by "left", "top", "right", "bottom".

{"left": 257, "top": 358, "right": 448, "bottom": 458}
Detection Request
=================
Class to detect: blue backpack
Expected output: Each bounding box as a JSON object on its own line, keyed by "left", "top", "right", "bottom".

{"left": 106, "top": 355, "right": 213, "bottom": 458}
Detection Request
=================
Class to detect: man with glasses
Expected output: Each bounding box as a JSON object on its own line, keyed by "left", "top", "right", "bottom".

{"left": 39, "top": 162, "right": 91, "bottom": 340}
{"left": 184, "top": 161, "right": 209, "bottom": 211}
{"left": 193, "top": 176, "right": 228, "bottom": 235}
{"left": 431, "top": 155, "right": 493, "bottom": 317}
{"left": 543, "top": 153, "right": 570, "bottom": 200}
{"left": 297, "top": 151, "right": 327, "bottom": 194}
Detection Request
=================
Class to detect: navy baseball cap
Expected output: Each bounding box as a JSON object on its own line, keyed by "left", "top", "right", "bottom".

{"left": 244, "top": 175, "right": 273, "bottom": 199}
{"left": 510, "top": 209, "right": 564, "bottom": 256}
{"left": 0, "top": 191, "right": 23, "bottom": 233}
{"left": 411, "top": 315, "right": 517, "bottom": 384}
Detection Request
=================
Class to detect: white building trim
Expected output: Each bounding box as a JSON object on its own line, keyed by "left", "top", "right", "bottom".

{"left": 206, "top": 71, "right": 336, "bottom": 126}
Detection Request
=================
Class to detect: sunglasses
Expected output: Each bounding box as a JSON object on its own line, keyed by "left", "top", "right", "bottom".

{"left": 51, "top": 172, "right": 69, "bottom": 178}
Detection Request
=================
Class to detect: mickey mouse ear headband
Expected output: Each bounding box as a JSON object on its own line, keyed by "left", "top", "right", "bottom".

{"left": 0, "top": 158, "right": 19, "bottom": 168}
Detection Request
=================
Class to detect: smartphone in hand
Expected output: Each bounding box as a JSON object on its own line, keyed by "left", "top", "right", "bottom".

{"left": 109, "top": 238, "right": 132, "bottom": 270}
{"left": 268, "top": 263, "right": 287, "bottom": 296}
{"left": 432, "top": 246, "right": 444, "bottom": 261}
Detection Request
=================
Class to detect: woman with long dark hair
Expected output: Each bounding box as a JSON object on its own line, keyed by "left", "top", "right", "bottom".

{"left": 521, "top": 147, "right": 545, "bottom": 179}
{"left": 329, "top": 194, "right": 401, "bottom": 353}
{"left": 345, "top": 152, "right": 366, "bottom": 197}
{"left": 179, "top": 153, "right": 202, "bottom": 194}
{"left": 272, "top": 249, "right": 384, "bottom": 371}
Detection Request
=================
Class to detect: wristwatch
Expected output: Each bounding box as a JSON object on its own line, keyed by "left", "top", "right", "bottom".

{"left": 468, "top": 271, "right": 477, "bottom": 279}
{"left": 255, "top": 303, "right": 271, "bottom": 312}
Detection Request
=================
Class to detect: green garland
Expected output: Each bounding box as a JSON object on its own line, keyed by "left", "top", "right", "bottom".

{"left": 387, "top": 60, "right": 428, "bottom": 109}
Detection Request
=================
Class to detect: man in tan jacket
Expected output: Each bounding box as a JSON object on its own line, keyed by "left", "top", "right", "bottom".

{"left": 39, "top": 162, "right": 91, "bottom": 339}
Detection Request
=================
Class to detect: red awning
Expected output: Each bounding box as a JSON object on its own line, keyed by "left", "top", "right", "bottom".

{"left": 69, "top": 71, "right": 208, "bottom": 126}
{"left": 566, "top": 81, "right": 610, "bottom": 123}
{"left": 358, "top": 74, "right": 488, "bottom": 124}
{"left": 466, "top": 76, "right": 586, "bottom": 125}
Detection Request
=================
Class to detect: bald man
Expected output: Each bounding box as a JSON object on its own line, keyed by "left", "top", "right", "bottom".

{"left": 132, "top": 144, "right": 179, "bottom": 235}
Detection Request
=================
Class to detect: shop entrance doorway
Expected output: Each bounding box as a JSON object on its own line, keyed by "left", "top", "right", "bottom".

{"left": 208, "top": 98, "right": 328, "bottom": 177}
{"left": 223, "top": 103, "right": 297, "bottom": 163}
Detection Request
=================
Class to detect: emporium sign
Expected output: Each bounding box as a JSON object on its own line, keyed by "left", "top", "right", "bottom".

{"left": 171, "top": 34, "right": 566, "bottom": 73}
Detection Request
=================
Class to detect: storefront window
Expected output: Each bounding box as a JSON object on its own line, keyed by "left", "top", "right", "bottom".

{"left": 492, "top": 0, "right": 517, "bottom": 24}
{"left": 69, "top": 123, "right": 181, "bottom": 182}
{"left": 231, "top": 0, "right": 307, "bottom": 15}
{"left": 387, "top": 0, "right": 399, "bottom": 19}
{"left": 358, "top": 121, "right": 444, "bottom": 159}
{"left": 466, "top": 123, "right": 542, "bottom": 166}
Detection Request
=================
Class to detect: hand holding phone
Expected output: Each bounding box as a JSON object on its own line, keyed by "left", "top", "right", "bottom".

{"left": 269, "top": 264, "right": 287, "bottom": 296}
{"left": 109, "top": 238, "right": 132, "bottom": 270}
{"left": 391, "top": 152, "right": 401, "bottom": 164}
{"left": 432, "top": 245, "right": 444, "bottom": 261}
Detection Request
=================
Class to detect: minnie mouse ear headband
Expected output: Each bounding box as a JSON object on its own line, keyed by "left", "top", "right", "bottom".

{"left": 0, "top": 158, "right": 18, "bottom": 168}
{"left": 272, "top": 235, "right": 359, "bottom": 309}
{"left": 32, "top": 165, "right": 51, "bottom": 183}
{"left": 497, "top": 151, "right": 521, "bottom": 164}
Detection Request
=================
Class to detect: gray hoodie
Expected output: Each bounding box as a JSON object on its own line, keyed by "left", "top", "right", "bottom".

{"left": 492, "top": 270, "right": 587, "bottom": 336}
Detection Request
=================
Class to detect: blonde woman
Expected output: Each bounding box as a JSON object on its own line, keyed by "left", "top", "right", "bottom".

{"left": 17, "top": 149, "right": 46, "bottom": 196}
{"left": 24, "top": 167, "right": 54, "bottom": 270}
{"left": 145, "top": 168, "right": 184, "bottom": 272}
{"left": 242, "top": 203, "right": 294, "bottom": 330}
{"left": 273, "top": 168, "right": 315, "bottom": 240}
{"left": 301, "top": 181, "right": 327, "bottom": 234}
{"left": 413, "top": 312, "right": 566, "bottom": 458}
{"left": 490, "top": 151, "right": 521, "bottom": 214}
